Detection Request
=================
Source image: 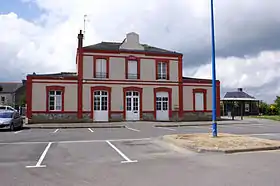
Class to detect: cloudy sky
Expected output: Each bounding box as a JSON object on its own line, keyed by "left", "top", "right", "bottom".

{"left": 1, "top": 0, "right": 280, "bottom": 103}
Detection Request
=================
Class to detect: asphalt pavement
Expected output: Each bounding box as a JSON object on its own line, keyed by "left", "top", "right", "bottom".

{"left": 1, "top": 119, "right": 280, "bottom": 185}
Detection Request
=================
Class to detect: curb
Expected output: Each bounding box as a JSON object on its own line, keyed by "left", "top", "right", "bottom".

{"left": 24, "top": 125, "right": 126, "bottom": 129}
{"left": 155, "top": 122, "right": 251, "bottom": 128}
{"left": 161, "top": 135, "right": 280, "bottom": 154}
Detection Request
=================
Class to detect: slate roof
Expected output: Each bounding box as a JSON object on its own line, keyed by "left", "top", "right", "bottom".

{"left": 183, "top": 77, "right": 220, "bottom": 83}
{"left": 28, "top": 72, "right": 77, "bottom": 78}
{"left": 83, "top": 42, "right": 182, "bottom": 56}
{"left": 0, "top": 82, "right": 23, "bottom": 93}
{"left": 222, "top": 89, "right": 257, "bottom": 101}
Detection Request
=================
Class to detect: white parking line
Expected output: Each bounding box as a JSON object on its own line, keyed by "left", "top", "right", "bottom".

{"left": 106, "top": 140, "right": 137, "bottom": 163}
{"left": 52, "top": 129, "right": 59, "bottom": 133}
{"left": 26, "top": 142, "right": 52, "bottom": 168}
{"left": 125, "top": 126, "right": 140, "bottom": 132}
{"left": 88, "top": 128, "right": 94, "bottom": 133}
{"left": 14, "top": 130, "right": 22, "bottom": 134}
{"left": 155, "top": 127, "right": 176, "bottom": 131}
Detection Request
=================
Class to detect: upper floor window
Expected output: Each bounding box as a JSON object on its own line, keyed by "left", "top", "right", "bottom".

{"left": 193, "top": 89, "right": 207, "bottom": 111}
{"left": 126, "top": 56, "right": 140, "bottom": 79}
{"left": 46, "top": 86, "right": 65, "bottom": 112}
{"left": 94, "top": 56, "right": 109, "bottom": 79}
{"left": 156, "top": 61, "right": 169, "bottom": 80}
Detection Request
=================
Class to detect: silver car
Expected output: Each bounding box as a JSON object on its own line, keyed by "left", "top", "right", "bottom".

{"left": 0, "top": 110, "right": 23, "bottom": 131}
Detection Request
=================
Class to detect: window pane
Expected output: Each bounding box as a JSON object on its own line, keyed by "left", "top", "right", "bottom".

{"left": 96, "top": 59, "right": 107, "bottom": 78}
{"left": 94, "top": 91, "right": 100, "bottom": 96}
{"left": 101, "top": 91, "right": 107, "bottom": 96}
{"left": 163, "top": 102, "right": 168, "bottom": 110}
{"left": 56, "top": 96, "right": 62, "bottom": 106}
{"left": 156, "top": 97, "right": 161, "bottom": 101}
{"left": 56, "top": 105, "right": 62, "bottom": 111}
{"left": 133, "top": 97, "right": 138, "bottom": 111}
{"left": 162, "top": 97, "right": 168, "bottom": 102}
{"left": 126, "top": 97, "right": 131, "bottom": 111}
{"left": 94, "top": 96, "right": 100, "bottom": 110}
{"left": 49, "top": 105, "right": 55, "bottom": 111}
{"left": 195, "top": 93, "right": 204, "bottom": 111}
{"left": 101, "top": 96, "right": 107, "bottom": 111}
{"left": 49, "top": 91, "right": 55, "bottom": 95}
{"left": 156, "top": 101, "right": 161, "bottom": 110}
{"left": 133, "top": 91, "right": 138, "bottom": 96}
{"left": 126, "top": 91, "right": 132, "bottom": 96}
{"left": 49, "top": 96, "right": 55, "bottom": 110}
{"left": 56, "top": 91, "right": 62, "bottom": 95}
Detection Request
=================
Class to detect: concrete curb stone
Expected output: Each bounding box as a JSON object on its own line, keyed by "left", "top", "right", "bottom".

{"left": 161, "top": 135, "right": 280, "bottom": 154}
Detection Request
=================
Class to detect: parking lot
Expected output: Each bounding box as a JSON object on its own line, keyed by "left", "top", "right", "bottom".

{"left": 1, "top": 120, "right": 280, "bottom": 185}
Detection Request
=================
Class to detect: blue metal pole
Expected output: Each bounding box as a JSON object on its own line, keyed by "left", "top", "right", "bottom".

{"left": 210, "top": 0, "right": 217, "bottom": 137}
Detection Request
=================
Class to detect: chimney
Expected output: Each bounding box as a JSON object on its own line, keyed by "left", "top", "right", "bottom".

{"left": 22, "top": 80, "right": 26, "bottom": 85}
{"left": 126, "top": 32, "right": 140, "bottom": 44}
{"left": 78, "top": 30, "right": 83, "bottom": 49}
{"left": 238, "top": 88, "right": 243, "bottom": 92}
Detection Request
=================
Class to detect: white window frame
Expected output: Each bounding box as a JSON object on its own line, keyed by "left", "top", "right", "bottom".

{"left": 195, "top": 92, "right": 204, "bottom": 111}
{"left": 157, "top": 62, "right": 167, "bottom": 80}
{"left": 127, "top": 60, "right": 138, "bottom": 79}
{"left": 95, "top": 58, "right": 107, "bottom": 78}
{"left": 94, "top": 91, "right": 108, "bottom": 111}
{"left": 49, "top": 90, "right": 62, "bottom": 111}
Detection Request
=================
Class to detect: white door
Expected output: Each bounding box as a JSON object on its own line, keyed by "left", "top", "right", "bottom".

{"left": 156, "top": 92, "right": 169, "bottom": 121}
{"left": 126, "top": 91, "right": 140, "bottom": 121}
{"left": 93, "top": 91, "right": 108, "bottom": 121}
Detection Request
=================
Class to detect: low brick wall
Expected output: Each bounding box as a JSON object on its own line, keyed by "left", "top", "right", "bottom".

{"left": 30, "top": 113, "right": 92, "bottom": 123}
{"left": 182, "top": 112, "right": 212, "bottom": 121}
{"left": 29, "top": 111, "right": 218, "bottom": 123}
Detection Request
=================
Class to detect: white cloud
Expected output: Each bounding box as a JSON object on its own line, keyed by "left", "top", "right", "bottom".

{"left": 1, "top": 0, "right": 280, "bottom": 102}
{"left": 192, "top": 50, "right": 280, "bottom": 102}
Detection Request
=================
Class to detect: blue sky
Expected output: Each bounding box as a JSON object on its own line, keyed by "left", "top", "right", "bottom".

{"left": 0, "top": 0, "right": 41, "bottom": 21}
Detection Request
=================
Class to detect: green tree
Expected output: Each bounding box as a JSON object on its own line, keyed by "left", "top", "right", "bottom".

{"left": 19, "top": 93, "right": 26, "bottom": 106}
{"left": 274, "top": 96, "right": 280, "bottom": 115}
{"left": 259, "top": 101, "right": 270, "bottom": 115}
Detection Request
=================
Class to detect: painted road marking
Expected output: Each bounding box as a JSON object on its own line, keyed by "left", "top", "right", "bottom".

{"left": 14, "top": 131, "right": 22, "bottom": 134}
{"left": 155, "top": 127, "right": 176, "bottom": 131}
{"left": 52, "top": 129, "right": 59, "bottom": 133}
{"left": 106, "top": 140, "right": 137, "bottom": 163}
{"left": 88, "top": 128, "right": 94, "bottom": 133}
{"left": 26, "top": 142, "right": 52, "bottom": 168}
{"left": 125, "top": 126, "right": 140, "bottom": 132}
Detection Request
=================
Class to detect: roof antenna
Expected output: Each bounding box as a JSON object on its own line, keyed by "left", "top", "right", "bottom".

{"left": 83, "top": 14, "right": 87, "bottom": 40}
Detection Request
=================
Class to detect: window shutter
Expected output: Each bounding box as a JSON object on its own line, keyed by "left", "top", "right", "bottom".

{"left": 195, "top": 93, "right": 204, "bottom": 111}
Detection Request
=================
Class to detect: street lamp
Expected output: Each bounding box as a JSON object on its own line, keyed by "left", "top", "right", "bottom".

{"left": 210, "top": 0, "right": 217, "bottom": 137}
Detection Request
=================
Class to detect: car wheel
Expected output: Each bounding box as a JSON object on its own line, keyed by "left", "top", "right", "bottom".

{"left": 10, "top": 123, "right": 15, "bottom": 131}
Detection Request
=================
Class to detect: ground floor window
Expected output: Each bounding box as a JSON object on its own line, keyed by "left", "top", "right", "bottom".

{"left": 46, "top": 86, "right": 65, "bottom": 112}
{"left": 48, "top": 90, "right": 62, "bottom": 111}
{"left": 193, "top": 89, "right": 207, "bottom": 111}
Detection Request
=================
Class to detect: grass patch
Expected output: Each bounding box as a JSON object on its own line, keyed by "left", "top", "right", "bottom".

{"left": 249, "top": 115, "right": 280, "bottom": 121}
